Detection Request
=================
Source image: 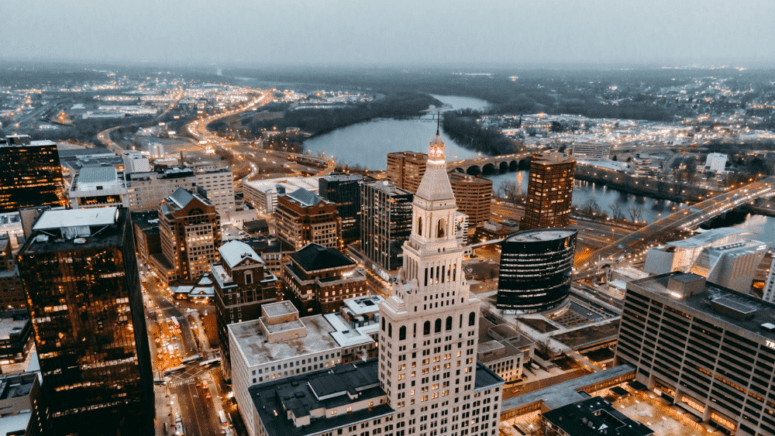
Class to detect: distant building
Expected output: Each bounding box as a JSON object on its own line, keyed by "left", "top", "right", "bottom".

{"left": 706, "top": 152, "right": 727, "bottom": 173}
{"left": 194, "top": 168, "right": 236, "bottom": 219}
{"left": 122, "top": 151, "right": 150, "bottom": 173}
{"left": 454, "top": 211, "right": 469, "bottom": 245}
{"left": 360, "top": 180, "right": 413, "bottom": 273}
{"left": 212, "top": 240, "right": 280, "bottom": 379}
{"left": 0, "top": 237, "right": 25, "bottom": 310}
{"left": 153, "top": 188, "right": 222, "bottom": 283}
{"left": 521, "top": 151, "right": 575, "bottom": 230}
{"left": 644, "top": 227, "right": 749, "bottom": 275}
{"left": 130, "top": 210, "right": 161, "bottom": 263}
{"left": 542, "top": 396, "right": 653, "bottom": 436}
{"left": 0, "top": 372, "right": 47, "bottom": 436}
{"left": 386, "top": 151, "right": 427, "bottom": 194}
{"left": 67, "top": 165, "right": 129, "bottom": 209}
{"left": 0, "top": 311, "right": 32, "bottom": 363}
{"left": 283, "top": 243, "right": 367, "bottom": 315}
{"left": 448, "top": 171, "right": 492, "bottom": 228}
{"left": 478, "top": 318, "right": 534, "bottom": 383}
{"left": 17, "top": 207, "right": 154, "bottom": 435}
{"left": 496, "top": 229, "right": 577, "bottom": 313}
{"left": 243, "top": 176, "right": 320, "bottom": 215}
{"left": 275, "top": 188, "right": 342, "bottom": 251}
{"left": 571, "top": 142, "right": 610, "bottom": 161}
{"left": 243, "top": 219, "right": 269, "bottom": 237}
{"left": 0, "top": 135, "right": 65, "bottom": 213}
{"left": 616, "top": 272, "right": 775, "bottom": 436}
{"left": 126, "top": 167, "right": 198, "bottom": 212}
{"left": 689, "top": 240, "right": 768, "bottom": 294}
{"left": 319, "top": 174, "right": 363, "bottom": 245}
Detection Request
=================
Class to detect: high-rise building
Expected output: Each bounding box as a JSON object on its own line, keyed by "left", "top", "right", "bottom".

{"left": 496, "top": 229, "right": 577, "bottom": 313}
{"left": 319, "top": 174, "right": 363, "bottom": 245}
{"left": 195, "top": 168, "right": 236, "bottom": 219}
{"left": 67, "top": 165, "right": 129, "bottom": 209}
{"left": 17, "top": 207, "right": 154, "bottom": 435}
{"left": 246, "top": 133, "right": 504, "bottom": 436}
{"left": 689, "top": 240, "right": 768, "bottom": 294}
{"left": 521, "top": 152, "right": 575, "bottom": 230}
{"left": 0, "top": 237, "right": 25, "bottom": 310}
{"left": 283, "top": 243, "right": 367, "bottom": 315}
{"left": 153, "top": 187, "right": 222, "bottom": 283}
{"left": 616, "top": 272, "right": 775, "bottom": 436}
{"left": 360, "top": 180, "right": 413, "bottom": 272}
{"left": 212, "top": 240, "right": 279, "bottom": 379}
{"left": 387, "top": 151, "right": 427, "bottom": 193}
{"left": 126, "top": 167, "right": 198, "bottom": 212}
{"left": 0, "top": 135, "right": 65, "bottom": 213}
{"left": 448, "top": 171, "right": 492, "bottom": 228}
{"left": 275, "top": 188, "right": 342, "bottom": 251}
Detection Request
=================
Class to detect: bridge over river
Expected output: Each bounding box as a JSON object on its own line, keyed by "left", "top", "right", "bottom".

{"left": 447, "top": 152, "right": 532, "bottom": 175}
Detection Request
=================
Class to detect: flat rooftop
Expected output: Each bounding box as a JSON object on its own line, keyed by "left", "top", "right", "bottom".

{"left": 0, "top": 317, "right": 28, "bottom": 341}
{"left": 342, "top": 296, "right": 383, "bottom": 316}
{"left": 474, "top": 361, "right": 505, "bottom": 390}
{"left": 543, "top": 396, "right": 654, "bottom": 436}
{"left": 505, "top": 228, "right": 577, "bottom": 243}
{"left": 630, "top": 272, "right": 775, "bottom": 342}
{"left": 668, "top": 227, "right": 747, "bottom": 249}
{"left": 248, "top": 359, "right": 392, "bottom": 436}
{"left": 263, "top": 300, "right": 297, "bottom": 318}
{"left": 230, "top": 315, "right": 340, "bottom": 367}
{"left": 33, "top": 207, "right": 118, "bottom": 230}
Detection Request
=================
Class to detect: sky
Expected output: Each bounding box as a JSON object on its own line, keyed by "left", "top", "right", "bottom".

{"left": 2, "top": 0, "right": 774, "bottom": 68}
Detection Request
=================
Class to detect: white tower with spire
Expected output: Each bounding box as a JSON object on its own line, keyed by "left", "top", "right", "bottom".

{"left": 378, "top": 132, "right": 502, "bottom": 436}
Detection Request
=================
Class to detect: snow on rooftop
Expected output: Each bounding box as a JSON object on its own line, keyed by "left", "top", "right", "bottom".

{"left": 219, "top": 240, "right": 263, "bottom": 268}
{"left": 33, "top": 207, "right": 118, "bottom": 231}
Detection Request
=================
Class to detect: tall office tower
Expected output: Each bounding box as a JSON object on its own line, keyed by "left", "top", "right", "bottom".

{"left": 274, "top": 188, "right": 342, "bottom": 251}
{"left": 521, "top": 152, "right": 575, "bottom": 230}
{"left": 212, "top": 240, "right": 279, "bottom": 379}
{"left": 496, "top": 229, "right": 577, "bottom": 313}
{"left": 361, "top": 180, "right": 413, "bottom": 272}
{"left": 195, "top": 168, "right": 236, "bottom": 219}
{"left": 448, "top": 171, "right": 493, "bottom": 228}
{"left": 616, "top": 272, "right": 775, "bottom": 436}
{"left": 387, "top": 151, "right": 427, "bottom": 194}
{"left": 154, "top": 187, "right": 222, "bottom": 283}
{"left": 17, "top": 207, "right": 154, "bottom": 435}
{"left": 0, "top": 135, "right": 65, "bottom": 213}
{"left": 380, "top": 133, "right": 504, "bottom": 434}
{"left": 319, "top": 174, "right": 363, "bottom": 245}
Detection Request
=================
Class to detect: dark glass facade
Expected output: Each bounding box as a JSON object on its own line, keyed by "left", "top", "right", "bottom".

{"left": 17, "top": 208, "right": 154, "bottom": 435}
{"left": 361, "top": 181, "right": 413, "bottom": 271}
{"left": 0, "top": 135, "right": 65, "bottom": 213}
{"left": 496, "top": 228, "right": 577, "bottom": 313}
{"left": 319, "top": 174, "right": 363, "bottom": 245}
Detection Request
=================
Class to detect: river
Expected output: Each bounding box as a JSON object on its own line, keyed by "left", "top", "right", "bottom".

{"left": 303, "top": 95, "right": 773, "bottom": 237}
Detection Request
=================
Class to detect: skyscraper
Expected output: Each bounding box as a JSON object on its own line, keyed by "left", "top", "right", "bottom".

{"left": 448, "top": 171, "right": 492, "bottom": 229}
{"left": 17, "top": 207, "right": 154, "bottom": 435}
{"left": 319, "top": 173, "right": 363, "bottom": 245}
{"left": 0, "top": 135, "right": 65, "bottom": 213}
{"left": 275, "top": 188, "right": 342, "bottom": 251}
{"left": 360, "top": 180, "right": 413, "bottom": 272}
{"left": 521, "top": 151, "right": 575, "bottom": 230}
{"left": 387, "top": 151, "right": 427, "bottom": 194}
{"left": 496, "top": 229, "right": 577, "bottom": 313}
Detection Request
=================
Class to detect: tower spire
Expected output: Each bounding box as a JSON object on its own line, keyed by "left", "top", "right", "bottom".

{"left": 436, "top": 110, "right": 440, "bottom": 136}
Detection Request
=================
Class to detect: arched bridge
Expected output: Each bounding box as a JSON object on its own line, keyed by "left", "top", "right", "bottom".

{"left": 446, "top": 152, "right": 532, "bottom": 176}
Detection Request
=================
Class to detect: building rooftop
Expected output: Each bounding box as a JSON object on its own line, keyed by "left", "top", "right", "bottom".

{"left": 667, "top": 227, "right": 748, "bottom": 249}
{"left": 629, "top": 272, "right": 775, "bottom": 342}
{"left": 0, "top": 316, "right": 28, "bottom": 341}
{"left": 505, "top": 228, "right": 578, "bottom": 243}
{"left": 533, "top": 151, "right": 575, "bottom": 165}
{"left": 229, "top": 315, "right": 340, "bottom": 368}
{"left": 77, "top": 165, "right": 118, "bottom": 185}
{"left": 321, "top": 174, "right": 363, "bottom": 183}
{"left": 285, "top": 188, "right": 326, "bottom": 207}
{"left": 130, "top": 211, "right": 160, "bottom": 234}
{"left": 291, "top": 244, "right": 355, "bottom": 272}
{"left": 543, "top": 396, "right": 654, "bottom": 436}
{"left": 248, "top": 359, "right": 392, "bottom": 436}
{"left": 219, "top": 240, "right": 264, "bottom": 269}
{"left": 167, "top": 187, "right": 212, "bottom": 209}
{"left": 263, "top": 301, "right": 297, "bottom": 318}
{"left": 33, "top": 207, "right": 118, "bottom": 230}
{"left": 474, "top": 362, "right": 505, "bottom": 390}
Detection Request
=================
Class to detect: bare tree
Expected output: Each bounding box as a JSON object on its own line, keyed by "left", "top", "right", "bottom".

{"left": 627, "top": 206, "right": 643, "bottom": 223}
{"left": 609, "top": 203, "right": 624, "bottom": 220}
{"left": 498, "top": 180, "right": 524, "bottom": 203}
{"left": 580, "top": 198, "right": 601, "bottom": 216}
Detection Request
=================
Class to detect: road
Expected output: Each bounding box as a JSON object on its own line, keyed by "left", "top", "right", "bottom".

{"left": 574, "top": 176, "right": 775, "bottom": 278}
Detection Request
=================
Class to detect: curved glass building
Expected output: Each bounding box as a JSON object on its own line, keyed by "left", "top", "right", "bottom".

{"left": 496, "top": 228, "right": 577, "bottom": 313}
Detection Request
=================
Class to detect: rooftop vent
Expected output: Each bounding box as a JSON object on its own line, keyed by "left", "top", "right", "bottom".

{"left": 762, "top": 323, "right": 775, "bottom": 331}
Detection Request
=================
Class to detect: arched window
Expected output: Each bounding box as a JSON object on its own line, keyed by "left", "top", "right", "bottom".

{"left": 446, "top": 316, "right": 453, "bottom": 331}
{"left": 382, "top": 318, "right": 385, "bottom": 331}
{"left": 388, "top": 323, "right": 393, "bottom": 338}
{"left": 468, "top": 312, "right": 476, "bottom": 327}
{"left": 418, "top": 217, "right": 423, "bottom": 236}
{"left": 435, "top": 319, "right": 442, "bottom": 333}
{"left": 424, "top": 321, "right": 431, "bottom": 335}
{"left": 399, "top": 326, "right": 406, "bottom": 341}
{"left": 437, "top": 218, "right": 446, "bottom": 238}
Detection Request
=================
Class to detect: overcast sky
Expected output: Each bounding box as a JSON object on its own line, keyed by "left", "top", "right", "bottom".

{"left": 2, "top": 0, "right": 774, "bottom": 67}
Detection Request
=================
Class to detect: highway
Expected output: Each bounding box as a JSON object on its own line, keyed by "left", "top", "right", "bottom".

{"left": 574, "top": 176, "right": 775, "bottom": 278}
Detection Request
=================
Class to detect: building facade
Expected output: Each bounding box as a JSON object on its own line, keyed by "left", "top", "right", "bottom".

{"left": 644, "top": 227, "right": 748, "bottom": 275}
{"left": 616, "top": 272, "right": 775, "bottom": 436}
{"left": 689, "top": 240, "right": 768, "bottom": 294}
{"left": 243, "top": 176, "right": 320, "bottom": 215}
{"left": 0, "top": 372, "right": 47, "bottom": 436}
{"left": 67, "top": 165, "right": 129, "bottom": 209}
{"left": 155, "top": 188, "right": 222, "bottom": 282}
{"left": 283, "top": 244, "right": 367, "bottom": 315}
{"left": 521, "top": 152, "right": 575, "bottom": 230}
{"left": 126, "top": 167, "right": 198, "bottom": 212}
{"left": 387, "top": 151, "right": 427, "bottom": 194}
{"left": 496, "top": 229, "right": 577, "bottom": 313}
{"left": 0, "top": 135, "right": 65, "bottom": 213}
{"left": 212, "top": 240, "right": 279, "bottom": 379}
{"left": 571, "top": 143, "right": 610, "bottom": 161}
{"left": 448, "top": 171, "right": 492, "bottom": 228}
{"left": 0, "top": 237, "right": 25, "bottom": 310}
{"left": 706, "top": 152, "right": 727, "bottom": 173}
{"left": 195, "top": 168, "right": 236, "bottom": 218}
{"left": 275, "top": 188, "right": 342, "bottom": 251}
{"left": 319, "top": 174, "right": 363, "bottom": 245}
{"left": 360, "top": 181, "right": 413, "bottom": 272}
{"left": 16, "top": 207, "right": 154, "bottom": 435}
